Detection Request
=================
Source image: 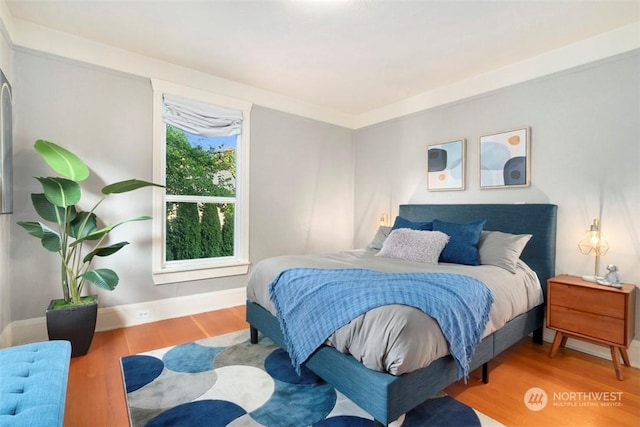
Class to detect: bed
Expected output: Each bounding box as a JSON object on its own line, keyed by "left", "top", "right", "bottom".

{"left": 246, "top": 203, "right": 557, "bottom": 426}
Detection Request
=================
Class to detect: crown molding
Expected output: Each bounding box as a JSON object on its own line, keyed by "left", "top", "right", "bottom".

{"left": 353, "top": 22, "right": 640, "bottom": 129}
{"left": 6, "top": 14, "right": 355, "bottom": 129}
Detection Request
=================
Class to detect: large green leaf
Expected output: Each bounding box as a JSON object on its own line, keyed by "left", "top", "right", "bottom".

{"left": 37, "top": 177, "right": 81, "bottom": 207}
{"left": 70, "top": 211, "right": 98, "bottom": 239}
{"left": 40, "top": 226, "right": 62, "bottom": 252}
{"left": 71, "top": 216, "right": 152, "bottom": 246}
{"left": 102, "top": 179, "right": 164, "bottom": 195}
{"left": 82, "top": 241, "right": 129, "bottom": 263}
{"left": 17, "top": 221, "right": 45, "bottom": 238}
{"left": 16, "top": 221, "right": 61, "bottom": 252}
{"left": 34, "top": 140, "right": 89, "bottom": 181}
{"left": 31, "top": 193, "right": 77, "bottom": 224}
{"left": 80, "top": 268, "right": 119, "bottom": 291}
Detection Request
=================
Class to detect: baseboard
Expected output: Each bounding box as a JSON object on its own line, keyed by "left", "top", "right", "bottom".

{"left": 2, "top": 287, "right": 246, "bottom": 347}
{"left": 1, "top": 316, "right": 44, "bottom": 347}
{"left": 543, "top": 327, "right": 640, "bottom": 368}
{"left": 96, "top": 287, "right": 246, "bottom": 331}
{"left": 0, "top": 323, "right": 12, "bottom": 348}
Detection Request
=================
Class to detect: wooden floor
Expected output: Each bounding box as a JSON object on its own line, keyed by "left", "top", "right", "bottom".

{"left": 65, "top": 305, "right": 640, "bottom": 426}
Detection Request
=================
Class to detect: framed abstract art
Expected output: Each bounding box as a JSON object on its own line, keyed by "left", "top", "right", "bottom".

{"left": 427, "top": 139, "right": 466, "bottom": 191}
{"left": 480, "top": 127, "right": 530, "bottom": 189}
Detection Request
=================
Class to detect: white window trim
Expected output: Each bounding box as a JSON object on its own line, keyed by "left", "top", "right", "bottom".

{"left": 151, "top": 78, "right": 252, "bottom": 284}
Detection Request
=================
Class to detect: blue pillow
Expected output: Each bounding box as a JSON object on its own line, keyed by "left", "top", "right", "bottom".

{"left": 433, "top": 219, "right": 486, "bottom": 265}
{"left": 391, "top": 216, "right": 433, "bottom": 231}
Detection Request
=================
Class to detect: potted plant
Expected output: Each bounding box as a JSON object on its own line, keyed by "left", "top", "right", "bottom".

{"left": 18, "top": 140, "right": 162, "bottom": 356}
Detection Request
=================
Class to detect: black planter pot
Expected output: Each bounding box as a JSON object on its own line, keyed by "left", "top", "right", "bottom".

{"left": 46, "top": 295, "right": 98, "bottom": 357}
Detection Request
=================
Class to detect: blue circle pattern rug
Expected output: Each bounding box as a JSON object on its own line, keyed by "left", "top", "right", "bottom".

{"left": 120, "top": 330, "right": 503, "bottom": 427}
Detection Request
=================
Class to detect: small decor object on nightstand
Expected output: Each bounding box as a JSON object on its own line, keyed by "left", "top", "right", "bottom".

{"left": 604, "top": 264, "right": 622, "bottom": 284}
{"left": 596, "top": 264, "right": 623, "bottom": 288}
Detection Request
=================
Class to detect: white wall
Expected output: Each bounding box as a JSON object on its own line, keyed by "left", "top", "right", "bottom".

{"left": 353, "top": 51, "right": 640, "bottom": 343}
{"left": 9, "top": 50, "right": 353, "bottom": 325}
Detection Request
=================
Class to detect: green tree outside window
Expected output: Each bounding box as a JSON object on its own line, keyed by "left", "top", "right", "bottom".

{"left": 165, "top": 125, "right": 235, "bottom": 260}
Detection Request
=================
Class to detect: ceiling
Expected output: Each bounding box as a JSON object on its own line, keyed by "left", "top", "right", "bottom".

{"left": 5, "top": 0, "right": 640, "bottom": 115}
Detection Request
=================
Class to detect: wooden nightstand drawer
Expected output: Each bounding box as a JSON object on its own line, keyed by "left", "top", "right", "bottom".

{"left": 547, "top": 275, "right": 637, "bottom": 380}
{"left": 549, "top": 282, "right": 625, "bottom": 318}
{"left": 548, "top": 305, "right": 625, "bottom": 345}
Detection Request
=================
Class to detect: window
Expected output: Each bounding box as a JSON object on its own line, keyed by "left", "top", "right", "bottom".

{"left": 151, "top": 79, "right": 251, "bottom": 284}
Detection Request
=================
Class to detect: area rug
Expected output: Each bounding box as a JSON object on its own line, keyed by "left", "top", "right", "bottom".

{"left": 120, "top": 330, "right": 503, "bottom": 427}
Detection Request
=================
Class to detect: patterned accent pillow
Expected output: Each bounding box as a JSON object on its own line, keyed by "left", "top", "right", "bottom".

{"left": 376, "top": 229, "right": 449, "bottom": 264}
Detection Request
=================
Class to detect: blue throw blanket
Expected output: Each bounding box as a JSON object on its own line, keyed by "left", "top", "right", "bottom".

{"left": 269, "top": 268, "right": 494, "bottom": 380}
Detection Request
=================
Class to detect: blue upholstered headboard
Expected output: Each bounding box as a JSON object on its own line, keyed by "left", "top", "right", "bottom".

{"left": 398, "top": 204, "right": 557, "bottom": 297}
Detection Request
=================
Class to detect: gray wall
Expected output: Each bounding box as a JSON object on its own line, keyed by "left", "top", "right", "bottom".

{"left": 353, "top": 51, "right": 640, "bottom": 331}
{"left": 0, "top": 27, "right": 11, "bottom": 338}
{"left": 250, "top": 105, "right": 353, "bottom": 262}
{"left": 9, "top": 50, "right": 353, "bottom": 321}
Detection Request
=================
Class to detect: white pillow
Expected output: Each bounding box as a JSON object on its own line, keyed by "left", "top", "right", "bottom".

{"left": 376, "top": 229, "right": 449, "bottom": 264}
{"left": 478, "top": 230, "right": 532, "bottom": 273}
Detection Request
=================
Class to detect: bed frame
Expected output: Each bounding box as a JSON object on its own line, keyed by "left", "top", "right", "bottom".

{"left": 247, "top": 203, "right": 557, "bottom": 426}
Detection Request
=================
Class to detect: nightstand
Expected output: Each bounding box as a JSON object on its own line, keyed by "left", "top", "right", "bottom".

{"left": 547, "top": 274, "right": 637, "bottom": 380}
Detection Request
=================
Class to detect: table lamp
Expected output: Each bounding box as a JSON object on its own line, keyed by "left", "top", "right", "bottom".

{"left": 578, "top": 218, "right": 609, "bottom": 282}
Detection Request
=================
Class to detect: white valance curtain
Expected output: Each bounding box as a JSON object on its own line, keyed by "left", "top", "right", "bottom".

{"left": 163, "top": 95, "right": 243, "bottom": 137}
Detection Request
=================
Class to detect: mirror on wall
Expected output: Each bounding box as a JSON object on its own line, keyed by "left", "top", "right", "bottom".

{"left": 0, "top": 68, "right": 12, "bottom": 214}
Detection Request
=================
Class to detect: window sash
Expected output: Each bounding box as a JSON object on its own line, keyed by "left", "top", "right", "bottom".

{"left": 165, "top": 195, "right": 236, "bottom": 204}
{"left": 151, "top": 79, "right": 251, "bottom": 284}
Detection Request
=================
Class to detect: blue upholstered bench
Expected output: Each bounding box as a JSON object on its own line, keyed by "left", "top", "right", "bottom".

{"left": 0, "top": 341, "right": 71, "bottom": 427}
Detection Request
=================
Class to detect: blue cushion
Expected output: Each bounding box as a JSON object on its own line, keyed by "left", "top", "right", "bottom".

{"left": 0, "top": 341, "right": 71, "bottom": 427}
{"left": 391, "top": 216, "right": 433, "bottom": 231}
{"left": 433, "top": 219, "right": 486, "bottom": 265}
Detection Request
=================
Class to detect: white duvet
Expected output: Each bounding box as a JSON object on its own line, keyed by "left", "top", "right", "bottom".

{"left": 247, "top": 249, "right": 543, "bottom": 375}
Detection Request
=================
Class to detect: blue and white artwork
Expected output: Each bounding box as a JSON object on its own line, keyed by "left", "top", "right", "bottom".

{"left": 427, "top": 139, "right": 465, "bottom": 191}
{"left": 480, "top": 128, "right": 530, "bottom": 188}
